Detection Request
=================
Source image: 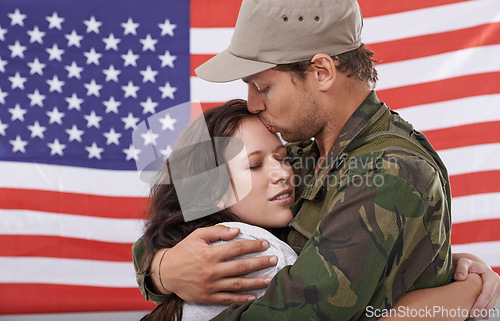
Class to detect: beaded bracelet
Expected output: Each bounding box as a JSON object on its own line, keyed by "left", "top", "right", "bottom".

{"left": 158, "top": 248, "right": 169, "bottom": 293}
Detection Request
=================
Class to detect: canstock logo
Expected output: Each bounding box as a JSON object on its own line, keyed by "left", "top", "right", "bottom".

{"left": 132, "top": 101, "right": 251, "bottom": 221}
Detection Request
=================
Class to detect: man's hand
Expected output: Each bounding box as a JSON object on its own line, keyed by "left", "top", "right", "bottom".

{"left": 150, "top": 225, "right": 278, "bottom": 305}
{"left": 453, "top": 253, "right": 500, "bottom": 319}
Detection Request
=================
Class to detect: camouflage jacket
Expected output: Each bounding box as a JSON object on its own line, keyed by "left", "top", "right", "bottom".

{"left": 212, "top": 91, "right": 453, "bottom": 320}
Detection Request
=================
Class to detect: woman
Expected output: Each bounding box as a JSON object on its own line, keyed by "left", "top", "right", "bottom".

{"left": 135, "top": 99, "right": 482, "bottom": 321}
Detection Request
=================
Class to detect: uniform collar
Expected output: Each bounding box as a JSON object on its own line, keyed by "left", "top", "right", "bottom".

{"left": 298, "top": 91, "right": 385, "bottom": 200}
{"left": 323, "top": 90, "right": 384, "bottom": 167}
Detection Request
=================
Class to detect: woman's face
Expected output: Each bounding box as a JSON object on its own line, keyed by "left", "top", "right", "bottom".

{"left": 225, "top": 117, "right": 294, "bottom": 228}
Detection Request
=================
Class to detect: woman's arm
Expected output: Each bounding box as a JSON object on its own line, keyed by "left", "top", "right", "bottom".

{"left": 381, "top": 273, "right": 482, "bottom": 321}
{"left": 453, "top": 253, "right": 500, "bottom": 312}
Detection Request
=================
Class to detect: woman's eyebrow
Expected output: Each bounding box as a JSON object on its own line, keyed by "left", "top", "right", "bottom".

{"left": 239, "top": 150, "right": 262, "bottom": 163}
{"left": 274, "top": 145, "right": 287, "bottom": 152}
{"left": 246, "top": 150, "right": 262, "bottom": 158}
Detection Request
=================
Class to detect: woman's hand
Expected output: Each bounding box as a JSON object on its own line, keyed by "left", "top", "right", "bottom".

{"left": 453, "top": 253, "right": 500, "bottom": 319}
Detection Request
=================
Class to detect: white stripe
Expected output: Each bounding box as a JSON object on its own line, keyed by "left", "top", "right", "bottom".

{"left": 452, "top": 241, "right": 500, "bottom": 267}
{"left": 4, "top": 191, "right": 494, "bottom": 244}
{"left": 396, "top": 94, "right": 500, "bottom": 131}
{"left": 0, "top": 257, "right": 137, "bottom": 287}
{"left": 190, "top": 1, "right": 500, "bottom": 55}
{"left": 362, "top": 0, "right": 500, "bottom": 44}
{"left": 0, "top": 209, "right": 144, "bottom": 243}
{"left": 191, "top": 45, "right": 500, "bottom": 100}
{"left": 452, "top": 192, "right": 500, "bottom": 224}
{"left": 376, "top": 45, "right": 500, "bottom": 90}
{"left": 8, "top": 309, "right": 497, "bottom": 321}
{"left": 1, "top": 194, "right": 496, "bottom": 243}
{"left": 0, "top": 161, "right": 150, "bottom": 197}
{"left": 191, "top": 76, "right": 247, "bottom": 102}
{"left": 190, "top": 28, "right": 233, "bottom": 55}
{"left": 0, "top": 311, "right": 150, "bottom": 321}
{"left": 439, "top": 143, "right": 500, "bottom": 176}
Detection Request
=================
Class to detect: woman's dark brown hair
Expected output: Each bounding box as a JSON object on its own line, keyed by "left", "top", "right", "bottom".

{"left": 139, "top": 99, "right": 255, "bottom": 321}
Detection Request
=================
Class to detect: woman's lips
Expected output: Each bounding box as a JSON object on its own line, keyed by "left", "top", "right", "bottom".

{"left": 270, "top": 193, "right": 293, "bottom": 206}
{"left": 269, "top": 189, "right": 294, "bottom": 206}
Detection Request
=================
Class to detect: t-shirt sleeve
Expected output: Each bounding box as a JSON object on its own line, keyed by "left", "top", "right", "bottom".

{"left": 181, "top": 222, "right": 298, "bottom": 321}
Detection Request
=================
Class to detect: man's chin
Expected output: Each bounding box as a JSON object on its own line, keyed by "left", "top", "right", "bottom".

{"left": 280, "top": 132, "right": 304, "bottom": 143}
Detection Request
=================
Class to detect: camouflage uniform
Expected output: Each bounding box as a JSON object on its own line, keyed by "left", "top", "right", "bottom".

{"left": 132, "top": 238, "right": 167, "bottom": 305}
{"left": 133, "top": 91, "right": 453, "bottom": 320}
{"left": 211, "top": 91, "right": 453, "bottom": 320}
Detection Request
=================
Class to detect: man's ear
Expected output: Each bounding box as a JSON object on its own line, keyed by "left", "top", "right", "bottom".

{"left": 309, "top": 54, "right": 336, "bottom": 91}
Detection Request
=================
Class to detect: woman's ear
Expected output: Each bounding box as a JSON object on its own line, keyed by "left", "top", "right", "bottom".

{"left": 217, "top": 184, "right": 237, "bottom": 210}
{"left": 309, "top": 54, "right": 336, "bottom": 91}
{"left": 215, "top": 199, "right": 225, "bottom": 209}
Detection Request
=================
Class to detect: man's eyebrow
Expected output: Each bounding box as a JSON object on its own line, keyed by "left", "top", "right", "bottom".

{"left": 242, "top": 76, "right": 255, "bottom": 83}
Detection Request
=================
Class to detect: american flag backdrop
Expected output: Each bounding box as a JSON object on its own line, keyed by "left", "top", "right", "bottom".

{"left": 0, "top": 0, "right": 499, "bottom": 320}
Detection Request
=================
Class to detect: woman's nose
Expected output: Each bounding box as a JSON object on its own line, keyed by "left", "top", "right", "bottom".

{"left": 270, "top": 161, "right": 291, "bottom": 184}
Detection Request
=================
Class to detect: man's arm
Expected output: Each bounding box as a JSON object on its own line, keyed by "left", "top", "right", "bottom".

{"left": 382, "top": 273, "right": 483, "bottom": 321}
{"left": 132, "top": 224, "right": 278, "bottom": 304}
{"left": 135, "top": 212, "right": 499, "bottom": 314}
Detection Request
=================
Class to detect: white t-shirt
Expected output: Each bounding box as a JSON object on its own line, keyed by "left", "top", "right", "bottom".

{"left": 181, "top": 222, "right": 298, "bottom": 321}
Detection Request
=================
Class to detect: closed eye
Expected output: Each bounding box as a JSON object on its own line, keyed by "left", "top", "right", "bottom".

{"left": 257, "top": 86, "right": 269, "bottom": 94}
{"left": 248, "top": 163, "right": 263, "bottom": 170}
{"left": 254, "top": 83, "right": 269, "bottom": 94}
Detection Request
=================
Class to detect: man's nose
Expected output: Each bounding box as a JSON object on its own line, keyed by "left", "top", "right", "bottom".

{"left": 247, "top": 86, "right": 265, "bottom": 114}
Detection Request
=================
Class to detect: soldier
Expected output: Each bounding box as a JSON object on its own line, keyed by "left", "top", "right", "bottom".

{"left": 134, "top": 0, "right": 500, "bottom": 320}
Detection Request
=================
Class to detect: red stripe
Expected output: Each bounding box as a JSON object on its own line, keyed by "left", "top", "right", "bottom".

{"left": 378, "top": 72, "right": 500, "bottom": 109}
{"left": 190, "top": 0, "right": 470, "bottom": 28}
{"left": 1, "top": 173, "right": 497, "bottom": 261}
{"left": 191, "top": 102, "right": 223, "bottom": 121}
{"left": 189, "top": 9, "right": 500, "bottom": 75}
{"left": 0, "top": 284, "right": 155, "bottom": 314}
{"left": 191, "top": 71, "right": 500, "bottom": 113}
{"left": 0, "top": 188, "right": 148, "bottom": 219}
{"left": 192, "top": 73, "right": 500, "bottom": 120}
{"left": 191, "top": 54, "right": 214, "bottom": 77}
{"left": 200, "top": 102, "right": 225, "bottom": 112}
{"left": 191, "top": 0, "right": 241, "bottom": 28}
{"left": 358, "top": 0, "right": 471, "bottom": 18}
{"left": 192, "top": 102, "right": 252, "bottom": 119}
{"left": 424, "top": 122, "right": 500, "bottom": 151}
{"left": 192, "top": 44, "right": 500, "bottom": 111}
{"left": 0, "top": 235, "right": 133, "bottom": 262}
{"left": 369, "top": 22, "right": 500, "bottom": 64}
{"left": 450, "top": 170, "right": 500, "bottom": 198}
{"left": 452, "top": 219, "right": 500, "bottom": 245}
{"left": 196, "top": 101, "right": 500, "bottom": 153}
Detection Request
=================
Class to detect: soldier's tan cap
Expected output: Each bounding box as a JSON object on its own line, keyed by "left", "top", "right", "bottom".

{"left": 195, "top": 0, "right": 363, "bottom": 83}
